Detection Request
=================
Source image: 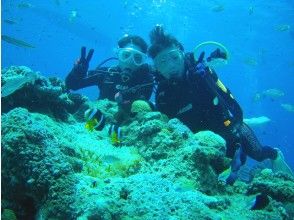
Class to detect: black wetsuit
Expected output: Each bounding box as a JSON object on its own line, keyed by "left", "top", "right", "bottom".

{"left": 66, "top": 64, "right": 154, "bottom": 108}
{"left": 155, "top": 53, "right": 277, "bottom": 183}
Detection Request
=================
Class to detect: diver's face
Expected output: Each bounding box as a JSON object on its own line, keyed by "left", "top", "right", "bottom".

{"left": 153, "top": 47, "right": 185, "bottom": 79}
{"left": 117, "top": 43, "right": 147, "bottom": 72}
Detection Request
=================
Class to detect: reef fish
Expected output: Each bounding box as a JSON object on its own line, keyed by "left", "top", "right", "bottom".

{"left": 4, "top": 19, "right": 17, "bottom": 25}
{"left": 1, "top": 35, "right": 35, "bottom": 48}
{"left": 212, "top": 5, "right": 224, "bottom": 12}
{"left": 243, "top": 116, "right": 271, "bottom": 127}
{"left": 84, "top": 108, "right": 105, "bottom": 132}
{"left": 243, "top": 57, "right": 258, "bottom": 67}
{"left": 281, "top": 103, "right": 294, "bottom": 113}
{"left": 248, "top": 6, "right": 254, "bottom": 15}
{"left": 69, "top": 10, "right": 79, "bottom": 22}
{"left": 275, "top": 24, "right": 291, "bottom": 32}
{"left": 17, "top": 1, "right": 34, "bottom": 9}
{"left": 254, "top": 89, "right": 285, "bottom": 102}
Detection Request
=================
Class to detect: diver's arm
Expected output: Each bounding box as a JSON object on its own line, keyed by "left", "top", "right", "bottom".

{"left": 65, "top": 46, "right": 99, "bottom": 91}
{"left": 209, "top": 69, "right": 243, "bottom": 122}
{"left": 187, "top": 52, "right": 243, "bottom": 124}
{"left": 65, "top": 68, "right": 106, "bottom": 91}
{"left": 136, "top": 69, "right": 155, "bottom": 101}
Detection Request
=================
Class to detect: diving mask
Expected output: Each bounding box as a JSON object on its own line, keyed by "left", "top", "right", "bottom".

{"left": 154, "top": 49, "right": 185, "bottom": 79}
{"left": 117, "top": 47, "right": 147, "bottom": 66}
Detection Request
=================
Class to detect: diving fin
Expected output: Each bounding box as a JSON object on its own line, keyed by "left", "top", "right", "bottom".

{"left": 272, "top": 148, "right": 294, "bottom": 176}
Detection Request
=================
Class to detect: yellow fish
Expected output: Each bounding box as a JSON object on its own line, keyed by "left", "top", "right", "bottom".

{"left": 109, "top": 125, "right": 122, "bottom": 146}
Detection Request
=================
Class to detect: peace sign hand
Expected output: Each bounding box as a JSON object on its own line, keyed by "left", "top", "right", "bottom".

{"left": 72, "top": 46, "right": 94, "bottom": 78}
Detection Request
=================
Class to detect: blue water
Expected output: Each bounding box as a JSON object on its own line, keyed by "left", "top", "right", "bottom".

{"left": 2, "top": 0, "right": 294, "bottom": 169}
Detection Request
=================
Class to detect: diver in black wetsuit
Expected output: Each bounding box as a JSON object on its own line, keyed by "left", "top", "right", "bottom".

{"left": 148, "top": 25, "right": 293, "bottom": 184}
{"left": 65, "top": 35, "right": 154, "bottom": 131}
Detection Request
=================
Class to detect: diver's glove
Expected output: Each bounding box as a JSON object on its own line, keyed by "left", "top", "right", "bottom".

{"left": 71, "top": 46, "right": 94, "bottom": 78}
{"left": 150, "top": 24, "right": 165, "bottom": 44}
{"left": 194, "top": 52, "right": 208, "bottom": 77}
{"left": 207, "top": 48, "right": 227, "bottom": 62}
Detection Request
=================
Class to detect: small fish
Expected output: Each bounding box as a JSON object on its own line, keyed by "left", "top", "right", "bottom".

{"left": 250, "top": 194, "right": 270, "bottom": 210}
{"left": 248, "top": 6, "right": 254, "bottom": 15}
{"left": 212, "top": 5, "right": 224, "bottom": 12}
{"left": 109, "top": 124, "right": 122, "bottom": 146}
{"left": 218, "top": 167, "right": 231, "bottom": 182}
{"left": 69, "top": 10, "right": 78, "bottom": 22}
{"left": 275, "top": 24, "right": 291, "bottom": 32}
{"left": 102, "top": 155, "right": 120, "bottom": 164}
{"left": 18, "top": 1, "right": 34, "bottom": 9}
{"left": 281, "top": 103, "right": 294, "bottom": 113}
{"left": 84, "top": 108, "right": 105, "bottom": 132}
{"left": 244, "top": 57, "right": 258, "bottom": 67}
{"left": 2, "top": 35, "right": 35, "bottom": 48}
{"left": 243, "top": 116, "right": 271, "bottom": 127}
{"left": 4, "top": 19, "right": 17, "bottom": 25}
{"left": 254, "top": 89, "right": 284, "bottom": 102}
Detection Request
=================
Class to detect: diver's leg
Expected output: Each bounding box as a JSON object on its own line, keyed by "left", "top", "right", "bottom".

{"left": 239, "top": 123, "right": 277, "bottom": 161}
{"left": 240, "top": 123, "right": 293, "bottom": 176}
{"left": 219, "top": 136, "right": 248, "bottom": 185}
{"left": 226, "top": 145, "right": 247, "bottom": 185}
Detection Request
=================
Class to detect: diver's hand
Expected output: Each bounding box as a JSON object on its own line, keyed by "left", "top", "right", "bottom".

{"left": 207, "top": 48, "right": 227, "bottom": 62}
{"left": 150, "top": 24, "right": 165, "bottom": 43}
{"left": 195, "top": 52, "right": 208, "bottom": 76}
{"left": 72, "top": 46, "right": 94, "bottom": 78}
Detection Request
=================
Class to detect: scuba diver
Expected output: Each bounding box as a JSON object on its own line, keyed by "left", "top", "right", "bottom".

{"left": 65, "top": 34, "right": 154, "bottom": 144}
{"left": 148, "top": 25, "right": 293, "bottom": 184}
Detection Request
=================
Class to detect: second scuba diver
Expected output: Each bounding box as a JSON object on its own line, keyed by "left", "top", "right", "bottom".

{"left": 148, "top": 25, "right": 293, "bottom": 184}
{"left": 65, "top": 35, "right": 154, "bottom": 144}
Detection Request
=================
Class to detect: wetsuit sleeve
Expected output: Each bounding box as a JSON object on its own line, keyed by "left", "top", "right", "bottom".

{"left": 210, "top": 69, "right": 243, "bottom": 122}
{"left": 65, "top": 67, "right": 106, "bottom": 91}
{"left": 138, "top": 71, "right": 154, "bottom": 100}
{"left": 120, "top": 66, "right": 154, "bottom": 102}
{"left": 187, "top": 52, "right": 243, "bottom": 126}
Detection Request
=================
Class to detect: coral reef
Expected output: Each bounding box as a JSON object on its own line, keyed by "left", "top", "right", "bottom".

{"left": 247, "top": 169, "right": 294, "bottom": 202}
{"left": 1, "top": 66, "right": 88, "bottom": 121}
{"left": 2, "top": 66, "right": 293, "bottom": 219}
{"left": 1, "top": 108, "right": 77, "bottom": 219}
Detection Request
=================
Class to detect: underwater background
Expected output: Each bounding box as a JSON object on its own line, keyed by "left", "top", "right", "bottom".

{"left": 2, "top": 0, "right": 294, "bottom": 169}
